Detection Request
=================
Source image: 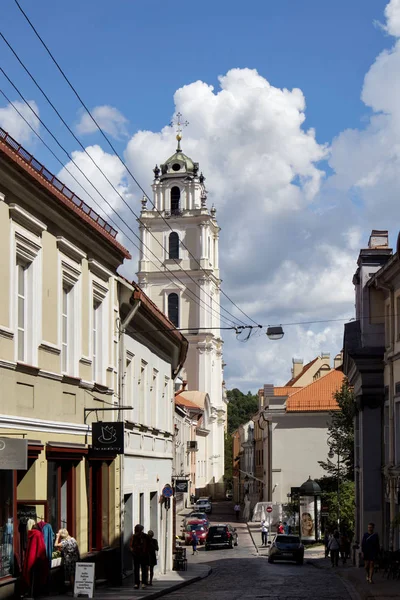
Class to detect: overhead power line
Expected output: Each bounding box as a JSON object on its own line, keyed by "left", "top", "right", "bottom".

{"left": 0, "top": 84, "right": 236, "bottom": 330}
{"left": 0, "top": 31, "right": 248, "bottom": 329}
{"left": 12, "top": 0, "right": 261, "bottom": 327}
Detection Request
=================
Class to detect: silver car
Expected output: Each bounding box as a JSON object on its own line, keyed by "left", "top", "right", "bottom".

{"left": 195, "top": 499, "right": 212, "bottom": 514}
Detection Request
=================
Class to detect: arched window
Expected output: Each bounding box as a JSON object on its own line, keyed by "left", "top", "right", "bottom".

{"left": 171, "top": 187, "right": 180, "bottom": 214}
{"left": 168, "top": 232, "right": 179, "bottom": 259}
{"left": 168, "top": 293, "right": 179, "bottom": 327}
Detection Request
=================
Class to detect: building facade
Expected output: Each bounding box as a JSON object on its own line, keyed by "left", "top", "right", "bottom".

{"left": 136, "top": 137, "right": 227, "bottom": 497}
{"left": 343, "top": 229, "right": 400, "bottom": 550}
{"left": 0, "top": 127, "right": 130, "bottom": 595}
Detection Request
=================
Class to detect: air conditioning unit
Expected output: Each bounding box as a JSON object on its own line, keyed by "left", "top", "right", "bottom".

{"left": 187, "top": 441, "right": 198, "bottom": 451}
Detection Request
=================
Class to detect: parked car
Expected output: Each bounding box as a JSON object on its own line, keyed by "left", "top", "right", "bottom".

{"left": 195, "top": 499, "right": 212, "bottom": 514}
{"left": 186, "top": 512, "right": 209, "bottom": 525}
{"left": 268, "top": 534, "right": 304, "bottom": 565}
{"left": 184, "top": 521, "right": 208, "bottom": 545}
{"left": 205, "top": 524, "right": 238, "bottom": 550}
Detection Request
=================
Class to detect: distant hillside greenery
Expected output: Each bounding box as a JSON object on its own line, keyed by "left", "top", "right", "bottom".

{"left": 224, "top": 388, "right": 258, "bottom": 485}
{"left": 227, "top": 388, "right": 259, "bottom": 434}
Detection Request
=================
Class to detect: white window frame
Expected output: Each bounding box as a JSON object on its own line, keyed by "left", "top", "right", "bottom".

{"left": 91, "top": 279, "right": 109, "bottom": 385}
{"left": 395, "top": 398, "right": 400, "bottom": 466}
{"left": 59, "top": 256, "right": 81, "bottom": 377}
{"left": 11, "top": 225, "right": 42, "bottom": 366}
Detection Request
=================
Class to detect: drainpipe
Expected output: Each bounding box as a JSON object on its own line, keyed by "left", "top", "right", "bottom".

{"left": 375, "top": 280, "right": 395, "bottom": 550}
{"left": 118, "top": 296, "right": 141, "bottom": 581}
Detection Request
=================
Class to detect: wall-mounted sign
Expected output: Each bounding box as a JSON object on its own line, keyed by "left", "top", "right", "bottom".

{"left": 175, "top": 480, "right": 188, "bottom": 493}
{"left": 0, "top": 437, "right": 27, "bottom": 470}
{"left": 91, "top": 422, "right": 124, "bottom": 455}
{"left": 74, "top": 562, "right": 94, "bottom": 598}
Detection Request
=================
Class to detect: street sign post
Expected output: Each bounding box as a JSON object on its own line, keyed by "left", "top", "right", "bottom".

{"left": 162, "top": 484, "right": 174, "bottom": 498}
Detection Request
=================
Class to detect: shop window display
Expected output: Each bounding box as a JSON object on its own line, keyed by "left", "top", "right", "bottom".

{"left": 0, "top": 471, "right": 14, "bottom": 578}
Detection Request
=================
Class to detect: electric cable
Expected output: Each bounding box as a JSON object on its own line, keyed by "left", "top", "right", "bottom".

{"left": 0, "top": 83, "right": 237, "bottom": 329}
{"left": 0, "top": 31, "right": 249, "bottom": 329}
{"left": 11, "top": 2, "right": 261, "bottom": 327}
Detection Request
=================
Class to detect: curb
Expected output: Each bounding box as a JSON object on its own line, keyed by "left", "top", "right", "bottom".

{"left": 141, "top": 566, "right": 212, "bottom": 599}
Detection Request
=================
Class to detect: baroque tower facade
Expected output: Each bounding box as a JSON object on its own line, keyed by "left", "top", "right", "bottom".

{"left": 137, "top": 137, "right": 226, "bottom": 497}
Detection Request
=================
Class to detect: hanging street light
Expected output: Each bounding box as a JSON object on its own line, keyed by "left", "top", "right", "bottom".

{"left": 266, "top": 326, "right": 284, "bottom": 340}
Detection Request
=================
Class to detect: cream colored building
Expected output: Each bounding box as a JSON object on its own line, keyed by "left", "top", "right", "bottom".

{"left": 0, "top": 127, "right": 130, "bottom": 595}
{"left": 137, "top": 139, "right": 227, "bottom": 498}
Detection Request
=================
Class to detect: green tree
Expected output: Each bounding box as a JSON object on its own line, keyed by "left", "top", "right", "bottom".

{"left": 226, "top": 388, "right": 259, "bottom": 434}
{"left": 318, "top": 380, "right": 355, "bottom": 480}
{"left": 320, "top": 480, "right": 355, "bottom": 533}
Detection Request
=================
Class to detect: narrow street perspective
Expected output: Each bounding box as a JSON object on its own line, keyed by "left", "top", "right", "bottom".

{"left": 1, "top": 1, "right": 400, "bottom": 600}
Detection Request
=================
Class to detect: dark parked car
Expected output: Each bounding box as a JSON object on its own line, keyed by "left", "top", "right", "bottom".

{"left": 268, "top": 534, "right": 304, "bottom": 564}
{"left": 205, "top": 524, "right": 238, "bottom": 550}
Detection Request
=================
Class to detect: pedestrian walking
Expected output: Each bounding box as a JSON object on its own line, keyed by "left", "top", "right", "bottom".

{"left": 361, "top": 522, "right": 380, "bottom": 584}
{"left": 191, "top": 531, "right": 198, "bottom": 555}
{"left": 340, "top": 531, "right": 350, "bottom": 565}
{"left": 328, "top": 530, "right": 340, "bottom": 567}
{"left": 234, "top": 503, "right": 240, "bottom": 521}
{"left": 276, "top": 521, "right": 284, "bottom": 534}
{"left": 323, "top": 529, "right": 331, "bottom": 558}
{"left": 283, "top": 521, "right": 289, "bottom": 535}
{"left": 147, "top": 530, "right": 159, "bottom": 586}
{"left": 130, "top": 524, "right": 150, "bottom": 589}
{"left": 55, "top": 528, "right": 80, "bottom": 591}
{"left": 260, "top": 520, "right": 268, "bottom": 546}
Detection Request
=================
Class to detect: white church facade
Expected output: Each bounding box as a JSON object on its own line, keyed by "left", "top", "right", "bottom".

{"left": 137, "top": 135, "right": 227, "bottom": 498}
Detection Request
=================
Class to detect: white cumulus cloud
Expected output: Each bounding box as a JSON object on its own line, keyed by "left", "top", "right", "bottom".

{"left": 0, "top": 100, "right": 40, "bottom": 145}
{"left": 76, "top": 105, "right": 129, "bottom": 139}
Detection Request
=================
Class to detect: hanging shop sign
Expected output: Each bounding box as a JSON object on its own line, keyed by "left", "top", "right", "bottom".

{"left": 74, "top": 562, "right": 95, "bottom": 598}
{"left": 0, "top": 437, "right": 27, "bottom": 470}
{"left": 175, "top": 479, "right": 189, "bottom": 493}
{"left": 91, "top": 422, "right": 125, "bottom": 455}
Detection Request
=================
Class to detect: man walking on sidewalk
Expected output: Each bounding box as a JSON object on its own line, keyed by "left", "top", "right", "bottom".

{"left": 234, "top": 503, "right": 241, "bottom": 521}
{"left": 260, "top": 520, "right": 268, "bottom": 546}
{"left": 361, "top": 522, "right": 380, "bottom": 584}
{"left": 328, "top": 530, "right": 340, "bottom": 567}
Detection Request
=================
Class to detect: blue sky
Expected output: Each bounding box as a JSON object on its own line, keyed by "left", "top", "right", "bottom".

{"left": 1, "top": 0, "right": 400, "bottom": 389}
{"left": 1, "top": 0, "right": 391, "bottom": 153}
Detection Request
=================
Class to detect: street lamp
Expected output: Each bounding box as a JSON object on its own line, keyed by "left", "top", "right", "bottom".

{"left": 328, "top": 444, "right": 340, "bottom": 527}
{"left": 266, "top": 326, "right": 284, "bottom": 340}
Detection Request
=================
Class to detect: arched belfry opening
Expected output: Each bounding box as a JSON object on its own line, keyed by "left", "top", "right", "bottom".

{"left": 171, "top": 187, "right": 180, "bottom": 214}
{"left": 168, "top": 293, "right": 179, "bottom": 327}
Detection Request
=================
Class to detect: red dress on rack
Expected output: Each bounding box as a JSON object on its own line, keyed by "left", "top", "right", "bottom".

{"left": 22, "top": 529, "right": 49, "bottom": 588}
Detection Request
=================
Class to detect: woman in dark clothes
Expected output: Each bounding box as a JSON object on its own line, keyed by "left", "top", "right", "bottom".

{"left": 361, "top": 522, "right": 380, "bottom": 584}
{"left": 147, "top": 530, "right": 159, "bottom": 586}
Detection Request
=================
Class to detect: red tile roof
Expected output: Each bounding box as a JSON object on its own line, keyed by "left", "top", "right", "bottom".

{"left": 175, "top": 395, "right": 202, "bottom": 410}
{"left": 0, "top": 127, "right": 131, "bottom": 259}
{"left": 285, "top": 357, "right": 318, "bottom": 386}
{"left": 273, "top": 386, "right": 302, "bottom": 396}
{"left": 286, "top": 369, "right": 344, "bottom": 412}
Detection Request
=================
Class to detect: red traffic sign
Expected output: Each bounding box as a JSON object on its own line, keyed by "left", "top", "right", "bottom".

{"left": 162, "top": 484, "right": 174, "bottom": 498}
{"left": 266, "top": 506, "right": 273, "bottom": 513}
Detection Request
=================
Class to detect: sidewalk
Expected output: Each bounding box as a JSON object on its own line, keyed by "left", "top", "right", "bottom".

{"left": 46, "top": 564, "right": 211, "bottom": 600}
{"left": 247, "top": 523, "right": 400, "bottom": 600}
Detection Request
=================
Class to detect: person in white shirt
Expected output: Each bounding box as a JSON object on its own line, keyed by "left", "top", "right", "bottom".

{"left": 234, "top": 504, "right": 240, "bottom": 521}
{"left": 260, "top": 520, "right": 269, "bottom": 546}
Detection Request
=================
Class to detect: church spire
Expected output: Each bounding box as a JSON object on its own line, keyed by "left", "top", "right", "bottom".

{"left": 170, "top": 112, "right": 189, "bottom": 152}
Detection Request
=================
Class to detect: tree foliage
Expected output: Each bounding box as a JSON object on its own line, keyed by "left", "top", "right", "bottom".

{"left": 319, "top": 479, "right": 355, "bottom": 533}
{"left": 318, "top": 380, "right": 355, "bottom": 480}
{"left": 227, "top": 388, "right": 259, "bottom": 435}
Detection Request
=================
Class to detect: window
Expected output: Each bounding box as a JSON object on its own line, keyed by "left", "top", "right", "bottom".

{"left": 93, "top": 300, "right": 103, "bottom": 383}
{"left": 60, "top": 259, "right": 81, "bottom": 376}
{"left": 171, "top": 187, "right": 180, "bottom": 214}
{"left": 139, "top": 362, "right": 147, "bottom": 423}
{"left": 385, "top": 303, "right": 391, "bottom": 348}
{"left": 168, "top": 232, "right": 180, "bottom": 259}
{"left": 61, "top": 286, "right": 76, "bottom": 373}
{"left": 89, "top": 462, "right": 110, "bottom": 550}
{"left": 47, "top": 462, "right": 76, "bottom": 536}
{"left": 168, "top": 293, "right": 179, "bottom": 327}
{"left": 0, "top": 471, "right": 14, "bottom": 579}
{"left": 395, "top": 402, "right": 400, "bottom": 464}
{"left": 17, "top": 262, "right": 28, "bottom": 362}
{"left": 397, "top": 296, "right": 400, "bottom": 340}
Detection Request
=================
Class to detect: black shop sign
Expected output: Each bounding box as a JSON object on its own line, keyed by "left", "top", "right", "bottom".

{"left": 91, "top": 422, "right": 125, "bottom": 455}
{"left": 175, "top": 480, "right": 189, "bottom": 493}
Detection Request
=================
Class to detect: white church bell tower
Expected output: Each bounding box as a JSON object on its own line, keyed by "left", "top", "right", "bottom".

{"left": 137, "top": 118, "right": 226, "bottom": 497}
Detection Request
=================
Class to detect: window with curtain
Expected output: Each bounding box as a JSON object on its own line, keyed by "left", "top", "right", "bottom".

{"left": 168, "top": 293, "right": 179, "bottom": 327}
{"left": 168, "top": 232, "right": 179, "bottom": 259}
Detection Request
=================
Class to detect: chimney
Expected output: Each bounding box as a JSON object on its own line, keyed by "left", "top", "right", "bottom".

{"left": 368, "top": 230, "right": 389, "bottom": 249}
{"left": 292, "top": 358, "right": 303, "bottom": 379}
{"left": 334, "top": 352, "right": 343, "bottom": 369}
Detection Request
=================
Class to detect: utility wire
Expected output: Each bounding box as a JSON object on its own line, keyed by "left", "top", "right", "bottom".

{"left": 0, "top": 30, "right": 249, "bottom": 329}
{"left": 12, "top": 1, "right": 260, "bottom": 327}
{"left": 0, "top": 82, "right": 236, "bottom": 329}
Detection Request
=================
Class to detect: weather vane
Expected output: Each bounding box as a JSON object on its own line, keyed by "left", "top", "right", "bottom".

{"left": 170, "top": 112, "right": 189, "bottom": 151}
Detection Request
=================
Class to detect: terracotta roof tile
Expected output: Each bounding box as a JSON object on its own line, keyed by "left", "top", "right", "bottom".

{"left": 273, "top": 386, "right": 302, "bottom": 396}
{"left": 285, "top": 357, "right": 318, "bottom": 386}
{"left": 175, "top": 394, "right": 203, "bottom": 411}
{"left": 286, "top": 369, "right": 344, "bottom": 412}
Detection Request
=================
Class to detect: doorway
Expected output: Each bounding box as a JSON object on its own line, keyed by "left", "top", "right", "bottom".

{"left": 123, "top": 494, "right": 133, "bottom": 573}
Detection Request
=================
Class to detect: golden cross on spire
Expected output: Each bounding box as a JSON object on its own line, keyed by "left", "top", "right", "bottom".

{"left": 170, "top": 112, "right": 189, "bottom": 151}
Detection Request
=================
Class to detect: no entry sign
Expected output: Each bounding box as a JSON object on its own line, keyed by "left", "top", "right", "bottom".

{"left": 266, "top": 506, "right": 273, "bottom": 513}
